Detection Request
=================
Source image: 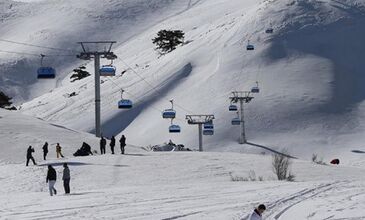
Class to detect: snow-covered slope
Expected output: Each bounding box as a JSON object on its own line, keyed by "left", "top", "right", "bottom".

{"left": 0, "top": 109, "right": 103, "bottom": 163}
{"left": 17, "top": 0, "right": 365, "bottom": 165}
{"left": 0, "top": 0, "right": 200, "bottom": 102}
{"left": 1, "top": 151, "right": 365, "bottom": 220}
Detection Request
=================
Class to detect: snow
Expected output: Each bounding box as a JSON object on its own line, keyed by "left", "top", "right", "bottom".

{"left": 1, "top": 0, "right": 365, "bottom": 219}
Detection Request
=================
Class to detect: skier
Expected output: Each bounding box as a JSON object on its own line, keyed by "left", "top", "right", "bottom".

{"left": 62, "top": 163, "right": 71, "bottom": 194}
{"left": 56, "top": 143, "right": 64, "bottom": 158}
{"left": 248, "top": 204, "right": 266, "bottom": 220}
{"left": 100, "top": 136, "right": 106, "bottom": 154}
{"left": 26, "top": 146, "right": 37, "bottom": 166}
{"left": 110, "top": 136, "right": 116, "bottom": 154}
{"left": 46, "top": 165, "right": 57, "bottom": 196}
{"left": 42, "top": 142, "right": 48, "bottom": 160}
{"left": 119, "top": 135, "right": 126, "bottom": 155}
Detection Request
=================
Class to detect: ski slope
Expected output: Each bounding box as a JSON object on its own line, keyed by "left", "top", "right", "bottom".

{"left": 1, "top": 149, "right": 365, "bottom": 220}
{"left": 14, "top": 0, "right": 365, "bottom": 165}
{"left": 1, "top": 0, "right": 365, "bottom": 219}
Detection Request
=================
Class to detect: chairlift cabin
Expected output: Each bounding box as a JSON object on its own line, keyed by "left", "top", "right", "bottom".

{"left": 118, "top": 99, "right": 133, "bottom": 109}
{"left": 251, "top": 82, "right": 260, "bottom": 93}
{"left": 265, "top": 28, "right": 274, "bottom": 34}
{"left": 251, "top": 87, "right": 260, "bottom": 93}
{"left": 37, "top": 54, "right": 56, "bottom": 79}
{"left": 204, "top": 122, "right": 214, "bottom": 130}
{"left": 37, "top": 67, "right": 56, "bottom": 79}
{"left": 169, "top": 124, "right": 181, "bottom": 133}
{"left": 231, "top": 118, "right": 240, "bottom": 125}
{"left": 162, "top": 109, "right": 176, "bottom": 119}
{"left": 203, "top": 122, "right": 214, "bottom": 136}
{"left": 246, "top": 44, "right": 254, "bottom": 51}
{"left": 203, "top": 129, "right": 214, "bottom": 136}
{"left": 229, "top": 104, "right": 238, "bottom": 111}
{"left": 100, "top": 65, "right": 116, "bottom": 76}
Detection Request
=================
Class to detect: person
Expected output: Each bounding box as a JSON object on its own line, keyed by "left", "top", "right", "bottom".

{"left": 110, "top": 136, "right": 116, "bottom": 154}
{"left": 46, "top": 165, "right": 57, "bottom": 196}
{"left": 26, "top": 146, "right": 37, "bottom": 166}
{"left": 100, "top": 136, "right": 106, "bottom": 154}
{"left": 56, "top": 143, "right": 64, "bottom": 158}
{"left": 42, "top": 142, "right": 48, "bottom": 160}
{"left": 62, "top": 163, "right": 71, "bottom": 194}
{"left": 119, "top": 135, "right": 126, "bottom": 154}
{"left": 74, "top": 142, "right": 93, "bottom": 156}
{"left": 249, "top": 204, "right": 266, "bottom": 220}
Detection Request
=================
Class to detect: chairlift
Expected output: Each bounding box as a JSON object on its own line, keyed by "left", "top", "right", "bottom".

{"left": 246, "top": 40, "right": 254, "bottom": 51}
{"left": 251, "top": 81, "right": 260, "bottom": 93}
{"left": 37, "top": 54, "right": 56, "bottom": 79}
{"left": 100, "top": 65, "right": 116, "bottom": 77}
{"left": 231, "top": 118, "right": 240, "bottom": 125}
{"left": 265, "top": 28, "right": 274, "bottom": 34}
{"left": 169, "top": 124, "right": 181, "bottom": 133}
{"left": 118, "top": 90, "right": 133, "bottom": 109}
{"left": 229, "top": 104, "right": 238, "bottom": 111}
{"left": 162, "top": 100, "right": 176, "bottom": 119}
{"left": 203, "top": 122, "right": 214, "bottom": 136}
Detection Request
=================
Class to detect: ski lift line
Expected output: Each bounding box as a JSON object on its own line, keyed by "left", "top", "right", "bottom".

{"left": 106, "top": 76, "right": 185, "bottom": 122}
{"left": 117, "top": 57, "right": 195, "bottom": 115}
{"left": 0, "top": 49, "right": 76, "bottom": 57}
{"left": 0, "top": 39, "right": 78, "bottom": 52}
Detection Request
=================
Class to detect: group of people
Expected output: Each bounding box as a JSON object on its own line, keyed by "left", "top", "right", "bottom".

{"left": 46, "top": 163, "right": 71, "bottom": 196}
{"left": 26, "top": 142, "right": 65, "bottom": 166}
{"left": 100, "top": 135, "right": 126, "bottom": 155}
{"left": 26, "top": 135, "right": 127, "bottom": 197}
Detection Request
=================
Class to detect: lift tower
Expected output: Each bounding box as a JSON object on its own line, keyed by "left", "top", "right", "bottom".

{"left": 77, "top": 41, "right": 117, "bottom": 138}
{"left": 186, "top": 115, "right": 215, "bottom": 152}
{"left": 229, "top": 91, "right": 254, "bottom": 144}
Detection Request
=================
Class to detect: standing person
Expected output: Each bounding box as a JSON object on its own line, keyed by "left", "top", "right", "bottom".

{"left": 56, "top": 143, "right": 64, "bottom": 158}
{"left": 248, "top": 204, "right": 266, "bottom": 220}
{"left": 26, "top": 146, "right": 37, "bottom": 166}
{"left": 110, "top": 136, "right": 116, "bottom": 154}
{"left": 62, "top": 163, "right": 71, "bottom": 194}
{"left": 46, "top": 165, "right": 57, "bottom": 196}
{"left": 119, "top": 135, "right": 126, "bottom": 155}
{"left": 100, "top": 136, "right": 106, "bottom": 154}
{"left": 42, "top": 142, "right": 48, "bottom": 160}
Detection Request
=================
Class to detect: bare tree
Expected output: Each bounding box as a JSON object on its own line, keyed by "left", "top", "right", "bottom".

{"left": 272, "top": 149, "right": 293, "bottom": 181}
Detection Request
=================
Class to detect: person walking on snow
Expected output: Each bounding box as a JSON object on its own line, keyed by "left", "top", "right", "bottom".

{"left": 62, "top": 163, "right": 71, "bottom": 194}
{"left": 46, "top": 165, "right": 57, "bottom": 196}
{"left": 56, "top": 143, "right": 64, "bottom": 158}
{"left": 42, "top": 142, "right": 48, "bottom": 160}
{"left": 110, "top": 136, "right": 116, "bottom": 154}
{"left": 26, "top": 146, "right": 37, "bottom": 166}
{"left": 248, "top": 204, "right": 266, "bottom": 220}
{"left": 100, "top": 136, "right": 106, "bottom": 154}
{"left": 119, "top": 135, "right": 126, "bottom": 154}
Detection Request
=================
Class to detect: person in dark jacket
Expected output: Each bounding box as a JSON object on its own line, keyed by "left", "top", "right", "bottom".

{"left": 62, "top": 163, "right": 71, "bottom": 194}
{"left": 110, "top": 136, "right": 116, "bottom": 154}
{"left": 119, "top": 135, "right": 126, "bottom": 154}
{"left": 46, "top": 165, "right": 57, "bottom": 196}
{"left": 42, "top": 142, "right": 48, "bottom": 160}
{"left": 100, "top": 136, "right": 106, "bottom": 154}
{"left": 26, "top": 146, "right": 37, "bottom": 166}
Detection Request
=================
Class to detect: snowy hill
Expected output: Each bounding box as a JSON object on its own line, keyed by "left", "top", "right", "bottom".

{"left": 12, "top": 0, "right": 365, "bottom": 165}
{"left": 1, "top": 0, "right": 365, "bottom": 219}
